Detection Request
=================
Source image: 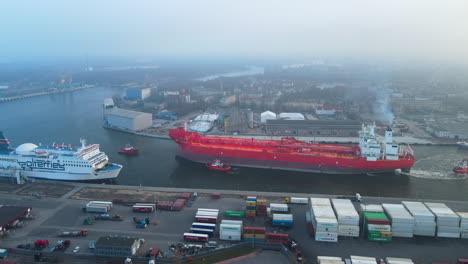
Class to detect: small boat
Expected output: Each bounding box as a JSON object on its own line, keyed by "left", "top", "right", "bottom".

{"left": 118, "top": 144, "right": 139, "bottom": 155}
{"left": 206, "top": 160, "right": 231, "bottom": 172}
{"left": 457, "top": 142, "right": 468, "bottom": 149}
{"left": 453, "top": 159, "right": 468, "bottom": 174}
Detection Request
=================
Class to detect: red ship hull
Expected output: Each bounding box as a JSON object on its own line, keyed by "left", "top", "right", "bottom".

{"left": 169, "top": 128, "right": 415, "bottom": 174}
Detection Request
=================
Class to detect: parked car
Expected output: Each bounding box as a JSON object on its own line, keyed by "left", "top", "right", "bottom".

{"left": 89, "top": 241, "right": 95, "bottom": 249}
{"left": 73, "top": 246, "right": 80, "bottom": 253}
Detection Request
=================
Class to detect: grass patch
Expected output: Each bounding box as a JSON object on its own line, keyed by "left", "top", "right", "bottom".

{"left": 184, "top": 246, "right": 256, "bottom": 264}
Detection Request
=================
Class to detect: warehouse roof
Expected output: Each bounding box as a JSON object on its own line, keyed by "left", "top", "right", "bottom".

{"left": 0, "top": 205, "right": 31, "bottom": 229}
{"left": 266, "top": 119, "right": 361, "bottom": 128}
{"left": 95, "top": 236, "right": 138, "bottom": 248}
{"left": 106, "top": 108, "right": 151, "bottom": 118}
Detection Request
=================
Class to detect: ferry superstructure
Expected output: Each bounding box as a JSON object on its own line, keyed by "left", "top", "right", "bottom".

{"left": 169, "top": 124, "right": 415, "bottom": 174}
{"left": 0, "top": 132, "right": 122, "bottom": 181}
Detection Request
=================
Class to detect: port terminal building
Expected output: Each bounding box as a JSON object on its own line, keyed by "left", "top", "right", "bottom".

{"left": 94, "top": 236, "right": 141, "bottom": 257}
{"left": 104, "top": 108, "right": 152, "bottom": 131}
{"left": 266, "top": 119, "right": 361, "bottom": 137}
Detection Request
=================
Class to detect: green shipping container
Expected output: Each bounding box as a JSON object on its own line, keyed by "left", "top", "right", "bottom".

{"left": 364, "top": 212, "right": 389, "bottom": 220}
{"left": 225, "top": 211, "right": 245, "bottom": 217}
{"left": 368, "top": 236, "right": 392, "bottom": 242}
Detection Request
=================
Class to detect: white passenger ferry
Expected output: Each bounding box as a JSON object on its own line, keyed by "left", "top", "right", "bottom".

{"left": 0, "top": 132, "right": 122, "bottom": 181}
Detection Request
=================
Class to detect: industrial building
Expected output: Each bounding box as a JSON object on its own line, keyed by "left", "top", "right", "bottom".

{"left": 425, "top": 123, "right": 468, "bottom": 140}
{"left": 126, "top": 88, "right": 151, "bottom": 101}
{"left": 219, "top": 95, "right": 236, "bottom": 107}
{"left": 0, "top": 205, "right": 31, "bottom": 232}
{"left": 278, "top": 112, "right": 305, "bottom": 120}
{"left": 266, "top": 120, "right": 361, "bottom": 137}
{"left": 104, "top": 108, "right": 152, "bottom": 131}
{"left": 94, "top": 236, "right": 141, "bottom": 257}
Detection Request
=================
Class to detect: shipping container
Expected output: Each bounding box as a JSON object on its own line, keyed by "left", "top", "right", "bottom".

{"left": 225, "top": 211, "right": 245, "bottom": 218}
{"left": 270, "top": 203, "right": 289, "bottom": 212}
{"left": 195, "top": 211, "right": 219, "bottom": 217}
{"left": 220, "top": 224, "right": 242, "bottom": 231}
{"left": 184, "top": 233, "right": 208, "bottom": 242}
{"left": 195, "top": 216, "right": 217, "bottom": 223}
{"left": 285, "top": 197, "right": 308, "bottom": 204}
{"left": 190, "top": 228, "right": 214, "bottom": 237}
{"left": 257, "top": 199, "right": 267, "bottom": 206}
{"left": 221, "top": 220, "right": 242, "bottom": 226}
{"left": 246, "top": 201, "right": 257, "bottom": 207}
{"left": 192, "top": 222, "right": 216, "bottom": 230}
{"left": 85, "top": 204, "right": 109, "bottom": 213}
{"left": 133, "top": 205, "right": 155, "bottom": 213}
{"left": 198, "top": 208, "right": 220, "bottom": 213}
{"left": 243, "top": 227, "right": 266, "bottom": 234}
{"left": 220, "top": 233, "right": 241, "bottom": 241}
{"left": 246, "top": 196, "right": 257, "bottom": 201}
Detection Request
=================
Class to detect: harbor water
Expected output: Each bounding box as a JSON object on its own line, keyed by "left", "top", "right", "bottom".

{"left": 1, "top": 86, "right": 468, "bottom": 200}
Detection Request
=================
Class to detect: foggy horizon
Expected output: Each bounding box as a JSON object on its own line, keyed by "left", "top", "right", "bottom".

{"left": 2, "top": 0, "right": 468, "bottom": 64}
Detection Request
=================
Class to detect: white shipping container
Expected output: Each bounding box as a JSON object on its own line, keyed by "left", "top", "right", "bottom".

{"left": 425, "top": 203, "right": 460, "bottom": 225}
{"left": 273, "top": 214, "right": 293, "bottom": 221}
{"left": 290, "top": 197, "right": 309, "bottom": 204}
{"left": 318, "top": 256, "right": 343, "bottom": 262}
{"left": 350, "top": 256, "right": 376, "bottom": 264}
{"left": 319, "top": 260, "right": 345, "bottom": 264}
{"left": 414, "top": 220, "right": 437, "bottom": 227}
{"left": 437, "top": 226, "right": 460, "bottom": 233}
{"left": 382, "top": 204, "right": 415, "bottom": 224}
{"left": 392, "top": 232, "right": 414, "bottom": 238}
{"left": 198, "top": 208, "right": 220, "bottom": 213}
{"left": 360, "top": 204, "right": 384, "bottom": 213}
{"left": 413, "top": 230, "right": 436, "bottom": 236}
{"left": 386, "top": 257, "right": 414, "bottom": 264}
{"left": 338, "top": 231, "right": 360, "bottom": 237}
{"left": 221, "top": 220, "right": 242, "bottom": 226}
{"left": 270, "top": 203, "right": 289, "bottom": 212}
{"left": 219, "top": 233, "right": 241, "bottom": 241}
{"left": 219, "top": 224, "right": 241, "bottom": 231}
{"left": 460, "top": 232, "right": 468, "bottom": 239}
{"left": 338, "top": 225, "right": 360, "bottom": 232}
{"left": 437, "top": 232, "right": 460, "bottom": 238}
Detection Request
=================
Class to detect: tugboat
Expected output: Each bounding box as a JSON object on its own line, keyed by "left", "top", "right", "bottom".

{"left": 453, "top": 159, "right": 468, "bottom": 174}
{"left": 206, "top": 160, "right": 231, "bottom": 172}
{"left": 118, "top": 144, "right": 139, "bottom": 155}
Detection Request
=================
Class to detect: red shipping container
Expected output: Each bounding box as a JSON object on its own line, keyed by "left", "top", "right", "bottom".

{"left": 180, "top": 192, "right": 192, "bottom": 199}
{"left": 243, "top": 227, "right": 266, "bottom": 234}
{"left": 211, "top": 193, "right": 221, "bottom": 199}
{"left": 366, "top": 218, "right": 390, "bottom": 225}
{"left": 266, "top": 233, "right": 288, "bottom": 240}
{"left": 266, "top": 239, "right": 288, "bottom": 245}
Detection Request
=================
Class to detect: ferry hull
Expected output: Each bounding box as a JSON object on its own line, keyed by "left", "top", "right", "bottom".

{"left": 176, "top": 148, "right": 411, "bottom": 175}
{"left": 15, "top": 164, "right": 122, "bottom": 181}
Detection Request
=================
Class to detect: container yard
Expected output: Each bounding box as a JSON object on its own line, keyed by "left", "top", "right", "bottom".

{"left": 1, "top": 182, "right": 468, "bottom": 263}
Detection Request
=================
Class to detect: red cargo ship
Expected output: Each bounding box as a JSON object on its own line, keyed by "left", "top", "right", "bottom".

{"left": 169, "top": 124, "right": 415, "bottom": 174}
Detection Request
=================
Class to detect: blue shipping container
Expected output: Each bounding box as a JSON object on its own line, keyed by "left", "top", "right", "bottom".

{"left": 192, "top": 223, "right": 216, "bottom": 230}
{"left": 246, "top": 206, "right": 256, "bottom": 210}
{"left": 190, "top": 228, "right": 214, "bottom": 237}
{"left": 272, "top": 220, "right": 293, "bottom": 227}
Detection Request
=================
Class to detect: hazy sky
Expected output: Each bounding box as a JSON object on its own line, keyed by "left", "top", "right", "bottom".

{"left": 2, "top": 0, "right": 468, "bottom": 61}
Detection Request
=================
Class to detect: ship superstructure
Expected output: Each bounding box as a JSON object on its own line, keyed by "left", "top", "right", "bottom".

{"left": 169, "top": 123, "right": 415, "bottom": 174}
{"left": 0, "top": 132, "right": 122, "bottom": 181}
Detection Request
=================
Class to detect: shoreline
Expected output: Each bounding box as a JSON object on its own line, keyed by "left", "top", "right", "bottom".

{"left": 103, "top": 125, "right": 457, "bottom": 146}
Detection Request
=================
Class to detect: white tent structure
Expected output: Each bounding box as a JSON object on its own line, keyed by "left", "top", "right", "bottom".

{"left": 261, "top": 111, "right": 277, "bottom": 123}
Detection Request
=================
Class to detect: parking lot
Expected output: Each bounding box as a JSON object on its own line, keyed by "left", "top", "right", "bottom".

{"left": 2, "top": 183, "right": 468, "bottom": 263}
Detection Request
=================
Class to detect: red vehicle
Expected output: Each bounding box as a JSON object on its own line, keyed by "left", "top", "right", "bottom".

{"left": 183, "top": 233, "right": 208, "bottom": 242}
{"left": 34, "top": 240, "right": 49, "bottom": 249}
{"left": 453, "top": 159, "right": 468, "bottom": 174}
{"left": 118, "top": 144, "right": 139, "bottom": 155}
{"left": 206, "top": 160, "right": 231, "bottom": 172}
{"left": 133, "top": 205, "right": 155, "bottom": 213}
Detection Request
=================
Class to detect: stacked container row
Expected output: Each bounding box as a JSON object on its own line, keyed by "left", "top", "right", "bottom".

{"left": 195, "top": 209, "right": 219, "bottom": 223}
{"left": 331, "top": 199, "right": 360, "bottom": 237}
{"left": 310, "top": 198, "right": 338, "bottom": 242}
{"left": 265, "top": 232, "right": 288, "bottom": 245}
{"left": 425, "top": 202, "right": 460, "bottom": 238}
{"left": 243, "top": 226, "right": 266, "bottom": 243}
{"left": 132, "top": 203, "right": 155, "bottom": 213}
{"left": 456, "top": 212, "right": 468, "bottom": 238}
{"left": 363, "top": 212, "right": 392, "bottom": 242}
{"left": 220, "top": 220, "right": 242, "bottom": 241}
{"left": 272, "top": 214, "right": 293, "bottom": 227}
{"left": 257, "top": 199, "right": 267, "bottom": 216}
{"left": 85, "top": 201, "right": 112, "bottom": 213}
{"left": 246, "top": 196, "right": 257, "bottom": 219}
{"left": 402, "top": 201, "right": 436, "bottom": 236}
{"left": 382, "top": 204, "right": 414, "bottom": 238}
